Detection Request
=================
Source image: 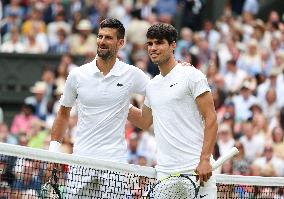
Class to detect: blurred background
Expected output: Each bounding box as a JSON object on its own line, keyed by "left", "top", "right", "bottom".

{"left": 0, "top": 0, "right": 284, "bottom": 177}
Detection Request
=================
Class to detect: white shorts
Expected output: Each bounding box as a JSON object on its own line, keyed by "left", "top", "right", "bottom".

{"left": 62, "top": 166, "right": 145, "bottom": 199}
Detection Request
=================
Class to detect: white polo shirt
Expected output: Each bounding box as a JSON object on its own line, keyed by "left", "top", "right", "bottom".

{"left": 60, "top": 57, "right": 149, "bottom": 162}
{"left": 144, "top": 64, "right": 211, "bottom": 174}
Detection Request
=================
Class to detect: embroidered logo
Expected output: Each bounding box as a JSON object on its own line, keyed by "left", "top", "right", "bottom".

{"left": 170, "top": 83, "right": 178, "bottom": 87}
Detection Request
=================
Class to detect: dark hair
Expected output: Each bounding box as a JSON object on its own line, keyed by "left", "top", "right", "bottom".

{"left": 280, "top": 106, "right": 284, "bottom": 130}
{"left": 227, "top": 59, "right": 236, "bottom": 66}
{"left": 146, "top": 23, "right": 178, "bottom": 44}
{"left": 100, "top": 18, "right": 125, "bottom": 39}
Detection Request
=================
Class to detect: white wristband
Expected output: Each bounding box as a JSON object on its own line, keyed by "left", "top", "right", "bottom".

{"left": 129, "top": 104, "right": 134, "bottom": 110}
{"left": 49, "top": 141, "right": 61, "bottom": 152}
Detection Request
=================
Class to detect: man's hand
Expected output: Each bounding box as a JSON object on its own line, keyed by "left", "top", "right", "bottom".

{"left": 195, "top": 159, "right": 212, "bottom": 186}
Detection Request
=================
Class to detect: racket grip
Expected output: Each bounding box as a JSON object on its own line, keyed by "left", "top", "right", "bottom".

{"left": 212, "top": 147, "right": 239, "bottom": 170}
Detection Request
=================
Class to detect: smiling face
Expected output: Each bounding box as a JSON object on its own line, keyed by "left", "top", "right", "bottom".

{"left": 146, "top": 38, "right": 176, "bottom": 65}
{"left": 97, "top": 28, "right": 124, "bottom": 60}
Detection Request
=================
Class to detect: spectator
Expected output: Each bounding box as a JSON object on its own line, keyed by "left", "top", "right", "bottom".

{"left": 127, "top": 133, "right": 140, "bottom": 164}
{"left": 46, "top": 10, "right": 71, "bottom": 47}
{"left": 0, "top": 27, "right": 25, "bottom": 53}
{"left": 1, "top": 11, "right": 22, "bottom": 41}
{"left": 10, "top": 103, "right": 37, "bottom": 135}
{"left": 232, "top": 141, "right": 250, "bottom": 175}
{"left": 239, "top": 119, "right": 265, "bottom": 163}
{"left": 69, "top": 19, "right": 97, "bottom": 55}
{"left": 48, "top": 28, "right": 70, "bottom": 54}
{"left": 261, "top": 88, "right": 279, "bottom": 123}
{"left": 217, "top": 123, "right": 235, "bottom": 157}
{"left": 0, "top": 123, "right": 18, "bottom": 144}
{"left": 224, "top": 59, "right": 248, "bottom": 93}
{"left": 108, "top": 0, "right": 132, "bottom": 25}
{"left": 155, "top": 0, "right": 177, "bottom": 24}
{"left": 137, "top": 128, "right": 157, "bottom": 166}
{"left": 237, "top": 39, "right": 262, "bottom": 76}
{"left": 242, "top": 0, "right": 259, "bottom": 15}
{"left": 12, "top": 158, "right": 42, "bottom": 195}
{"left": 25, "top": 81, "right": 48, "bottom": 120}
{"left": 126, "top": 9, "right": 150, "bottom": 46}
{"left": 23, "top": 30, "right": 45, "bottom": 53}
{"left": 199, "top": 20, "right": 221, "bottom": 51}
{"left": 174, "top": 27, "right": 193, "bottom": 61}
{"left": 22, "top": 7, "right": 46, "bottom": 37}
{"left": 134, "top": 0, "right": 156, "bottom": 21}
{"left": 252, "top": 144, "right": 284, "bottom": 177}
{"left": 27, "top": 119, "right": 48, "bottom": 149}
{"left": 271, "top": 126, "right": 284, "bottom": 160}
{"left": 232, "top": 81, "right": 258, "bottom": 122}
{"left": 3, "top": 0, "right": 25, "bottom": 19}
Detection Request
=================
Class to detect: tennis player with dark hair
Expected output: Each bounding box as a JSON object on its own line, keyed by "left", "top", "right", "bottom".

{"left": 129, "top": 23, "right": 218, "bottom": 198}
{"left": 49, "top": 18, "right": 149, "bottom": 162}
{"left": 48, "top": 18, "right": 150, "bottom": 197}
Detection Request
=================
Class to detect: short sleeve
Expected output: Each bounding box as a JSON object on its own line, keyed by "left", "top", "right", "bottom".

{"left": 59, "top": 69, "right": 78, "bottom": 107}
{"left": 187, "top": 68, "right": 211, "bottom": 99}
{"left": 130, "top": 67, "right": 150, "bottom": 95}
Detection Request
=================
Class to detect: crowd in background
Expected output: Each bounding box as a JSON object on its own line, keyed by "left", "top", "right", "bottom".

{"left": 0, "top": 0, "right": 284, "bottom": 180}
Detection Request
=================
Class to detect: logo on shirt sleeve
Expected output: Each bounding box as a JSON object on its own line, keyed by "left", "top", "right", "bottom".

{"left": 117, "top": 83, "right": 124, "bottom": 87}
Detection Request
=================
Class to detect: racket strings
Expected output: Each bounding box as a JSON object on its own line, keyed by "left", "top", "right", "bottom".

{"left": 41, "top": 168, "right": 61, "bottom": 199}
{"left": 152, "top": 176, "right": 198, "bottom": 199}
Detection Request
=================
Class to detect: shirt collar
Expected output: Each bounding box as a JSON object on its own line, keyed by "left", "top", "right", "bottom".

{"left": 90, "top": 55, "right": 127, "bottom": 77}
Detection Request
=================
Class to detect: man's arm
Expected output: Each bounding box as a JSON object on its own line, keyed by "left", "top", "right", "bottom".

{"left": 195, "top": 91, "right": 218, "bottom": 185}
{"left": 127, "top": 105, "right": 153, "bottom": 130}
{"left": 49, "top": 106, "right": 72, "bottom": 152}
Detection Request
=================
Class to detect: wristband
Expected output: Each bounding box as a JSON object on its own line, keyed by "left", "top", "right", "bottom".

{"left": 49, "top": 141, "right": 61, "bottom": 152}
{"left": 129, "top": 104, "right": 134, "bottom": 110}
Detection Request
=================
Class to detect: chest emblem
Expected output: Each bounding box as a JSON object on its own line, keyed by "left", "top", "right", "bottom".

{"left": 169, "top": 82, "right": 178, "bottom": 87}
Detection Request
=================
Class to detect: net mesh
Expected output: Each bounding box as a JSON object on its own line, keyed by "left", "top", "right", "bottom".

{"left": 0, "top": 143, "right": 284, "bottom": 199}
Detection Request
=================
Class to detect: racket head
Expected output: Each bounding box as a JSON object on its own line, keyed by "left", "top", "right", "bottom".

{"left": 147, "top": 174, "right": 199, "bottom": 199}
{"left": 40, "top": 168, "right": 62, "bottom": 199}
{"left": 40, "top": 182, "right": 61, "bottom": 199}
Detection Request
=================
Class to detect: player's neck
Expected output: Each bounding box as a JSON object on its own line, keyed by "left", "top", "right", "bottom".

{"left": 96, "top": 56, "right": 116, "bottom": 76}
{"left": 159, "top": 57, "right": 177, "bottom": 77}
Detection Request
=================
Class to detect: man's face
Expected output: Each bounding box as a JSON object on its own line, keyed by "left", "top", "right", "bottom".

{"left": 146, "top": 38, "right": 175, "bottom": 65}
{"left": 97, "top": 28, "right": 124, "bottom": 60}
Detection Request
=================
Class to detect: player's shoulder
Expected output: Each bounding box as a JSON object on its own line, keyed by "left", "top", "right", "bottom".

{"left": 72, "top": 61, "right": 92, "bottom": 73}
{"left": 177, "top": 64, "right": 206, "bottom": 82}
{"left": 71, "top": 60, "right": 100, "bottom": 78}
{"left": 118, "top": 59, "right": 148, "bottom": 77}
{"left": 147, "top": 74, "right": 162, "bottom": 88}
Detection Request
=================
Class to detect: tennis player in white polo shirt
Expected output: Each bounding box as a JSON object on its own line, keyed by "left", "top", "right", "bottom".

{"left": 128, "top": 23, "right": 218, "bottom": 198}
{"left": 48, "top": 18, "right": 150, "bottom": 197}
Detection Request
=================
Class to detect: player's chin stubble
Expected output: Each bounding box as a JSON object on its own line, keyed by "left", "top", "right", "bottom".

{"left": 98, "top": 50, "right": 112, "bottom": 60}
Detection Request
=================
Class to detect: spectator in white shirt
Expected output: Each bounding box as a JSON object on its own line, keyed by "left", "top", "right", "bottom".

{"left": 240, "top": 119, "right": 265, "bottom": 163}
{"left": 233, "top": 81, "right": 258, "bottom": 122}
{"left": 224, "top": 59, "right": 248, "bottom": 93}
{"left": 0, "top": 27, "right": 25, "bottom": 53}
{"left": 253, "top": 144, "right": 284, "bottom": 177}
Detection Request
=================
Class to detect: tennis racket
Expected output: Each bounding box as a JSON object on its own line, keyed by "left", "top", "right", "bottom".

{"left": 146, "top": 147, "right": 239, "bottom": 199}
{"left": 40, "top": 168, "right": 62, "bottom": 199}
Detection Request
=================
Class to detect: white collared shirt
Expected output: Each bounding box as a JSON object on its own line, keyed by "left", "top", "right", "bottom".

{"left": 60, "top": 57, "right": 149, "bottom": 162}
{"left": 145, "top": 64, "right": 211, "bottom": 173}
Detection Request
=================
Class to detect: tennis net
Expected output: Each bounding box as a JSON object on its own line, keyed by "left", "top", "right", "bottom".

{"left": 0, "top": 143, "right": 283, "bottom": 199}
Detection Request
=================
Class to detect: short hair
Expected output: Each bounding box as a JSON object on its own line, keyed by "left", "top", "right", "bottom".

{"left": 227, "top": 59, "right": 236, "bottom": 66}
{"left": 146, "top": 23, "right": 178, "bottom": 44}
{"left": 100, "top": 18, "right": 125, "bottom": 39}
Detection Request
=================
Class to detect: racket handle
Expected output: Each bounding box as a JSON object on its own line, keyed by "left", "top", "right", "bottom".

{"left": 212, "top": 147, "right": 239, "bottom": 170}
